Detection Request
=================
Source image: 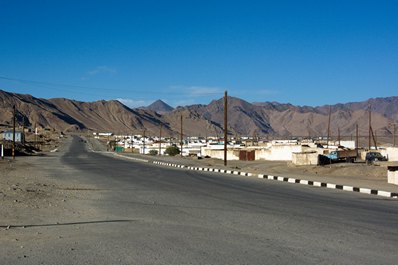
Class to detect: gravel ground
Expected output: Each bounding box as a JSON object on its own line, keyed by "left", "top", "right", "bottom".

{"left": 0, "top": 137, "right": 102, "bottom": 258}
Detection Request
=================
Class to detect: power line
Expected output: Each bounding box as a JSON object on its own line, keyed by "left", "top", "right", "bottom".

{"left": 0, "top": 75, "right": 114, "bottom": 91}
{"left": 0, "top": 75, "right": 223, "bottom": 97}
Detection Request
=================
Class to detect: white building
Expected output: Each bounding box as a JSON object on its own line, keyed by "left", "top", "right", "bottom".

{"left": 2, "top": 131, "right": 25, "bottom": 143}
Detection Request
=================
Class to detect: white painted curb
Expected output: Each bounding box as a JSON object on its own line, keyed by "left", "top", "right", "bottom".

{"left": 151, "top": 159, "right": 398, "bottom": 199}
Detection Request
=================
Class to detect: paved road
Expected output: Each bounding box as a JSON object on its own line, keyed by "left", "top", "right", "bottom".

{"left": 3, "top": 136, "right": 398, "bottom": 264}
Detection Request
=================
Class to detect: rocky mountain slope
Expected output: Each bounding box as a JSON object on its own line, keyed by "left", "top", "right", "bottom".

{"left": 0, "top": 90, "right": 170, "bottom": 135}
{"left": 163, "top": 97, "right": 274, "bottom": 137}
{"left": 1, "top": 89, "right": 396, "bottom": 139}
{"left": 0, "top": 90, "right": 83, "bottom": 132}
{"left": 143, "top": 100, "right": 174, "bottom": 113}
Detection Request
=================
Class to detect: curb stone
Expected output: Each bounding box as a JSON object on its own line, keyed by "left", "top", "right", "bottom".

{"left": 152, "top": 160, "right": 398, "bottom": 199}
{"left": 113, "top": 153, "right": 149, "bottom": 163}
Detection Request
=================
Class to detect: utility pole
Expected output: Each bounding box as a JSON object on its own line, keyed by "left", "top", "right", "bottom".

{"left": 338, "top": 127, "right": 341, "bottom": 146}
{"left": 180, "top": 115, "right": 183, "bottom": 157}
{"left": 159, "top": 124, "right": 162, "bottom": 155}
{"left": 224, "top": 91, "right": 228, "bottom": 166}
{"left": 368, "top": 105, "right": 372, "bottom": 150}
{"left": 143, "top": 128, "right": 146, "bottom": 155}
{"left": 356, "top": 124, "right": 359, "bottom": 157}
{"left": 326, "top": 106, "right": 331, "bottom": 148}
{"left": 370, "top": 126, "right": 377, "bottom": 150}
{"left": 394, "top": 124, "right": 396, "bottom": 147}
{"left": 22, "top": 116, "right": 25, "bottom": 145}
{"left": 34, "top": 123, "right": 37, "bottom": 149}
{"left": 12, "top": 105, "right": 16, "bottom": 160}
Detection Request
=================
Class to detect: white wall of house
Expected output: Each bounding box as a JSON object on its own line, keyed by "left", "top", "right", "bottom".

{"left": 292, "top": 152, "right": 318, "bottom": 165}
{"left": 385, "top": 147, "right": 398, "bottom": 161}
{"left": 388, "top": 168, "right": 398, "bottom": 185}
{"left": 256, "top": 145, "right": 304, "bottom": 161}
{"left": 339, "top": 140, "right": 356, "bottom": 149}
{"left": 201, "top": 143, "right": 321, "bottom": 161}
{"left": 201, "top": 148, "right": 240, "bottom": 160}
{"left": 2, "top": 131, "right": 24, "bottom": 142}
{"left": 138, "top": 143, "right": 172, "bottom": 155}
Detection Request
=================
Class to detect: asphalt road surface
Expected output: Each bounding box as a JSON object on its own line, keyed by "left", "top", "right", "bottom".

{"left": 2, "top": 136, "right": 398, "bottom": 264}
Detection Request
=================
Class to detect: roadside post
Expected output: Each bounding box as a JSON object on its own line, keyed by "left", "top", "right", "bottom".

{"left": 1, "top": 143, "right": 3, "bottom": 159}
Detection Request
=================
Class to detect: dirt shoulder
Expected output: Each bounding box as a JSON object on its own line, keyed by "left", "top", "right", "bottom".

{"left": 0, "top": 137, "right": 102, "bottom": 253}
{"left": 0, "top": 159, "right": 95, "bottom": 226}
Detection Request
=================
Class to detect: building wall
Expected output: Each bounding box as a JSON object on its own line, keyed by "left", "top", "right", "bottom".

{"left": 292, "top": 152, "right": 318, "bottom": 165}
{"left": 140, "top": 146, "right": 167, "bottom": 155}
{"left": 2, "top": 132, "right": 24, "bottom": 142}
{"left": 202, "top": 144, "right": 319, "bottom": 161}
{"left": 387, "top": 168, "right": 398, "bottom": 185}
{"left": 201, "top": 148, "right": 240, "bottom": 160}
{"left": 339, "top": 140, "right": 356, "bottom": 149}
{"left": 255, "top": 145, "right": 303, "bottom": 161}
{"left": 385, "top": 147, "right": 398, "bottom": 161}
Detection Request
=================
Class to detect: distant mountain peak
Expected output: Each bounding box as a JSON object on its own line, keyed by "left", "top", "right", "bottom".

{"left": 145, "top": 100, "right": 174, "bottom": 113}
{"left": 1, "top": 89, "right": 397, "bottom": 137}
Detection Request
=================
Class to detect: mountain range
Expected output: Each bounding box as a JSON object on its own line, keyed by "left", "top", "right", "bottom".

{"left": 1, "top": 89, "right": 397, "bottom": 139}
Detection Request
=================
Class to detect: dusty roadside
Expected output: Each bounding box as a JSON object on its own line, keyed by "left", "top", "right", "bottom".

{"left": 0, "top": 137, "right": 102, "bottom": 260}
{"left": 0, "top": 159, "right": 98, "bottom": 226}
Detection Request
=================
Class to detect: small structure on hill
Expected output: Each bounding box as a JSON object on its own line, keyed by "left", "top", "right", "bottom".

{"left": 1, "top": 131, "right": 25, "bottom": 143}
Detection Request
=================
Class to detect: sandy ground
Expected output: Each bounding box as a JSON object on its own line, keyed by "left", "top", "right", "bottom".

{"left": 0, "top": 138, "right": 101, "bottom": 257}
{"left": 1, "top": 159, "right": 66, "bottom": 226}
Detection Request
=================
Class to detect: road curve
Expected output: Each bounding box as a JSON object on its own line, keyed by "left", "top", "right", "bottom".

{"left": 3, "top": 136, "right": 398, "bottom": 264}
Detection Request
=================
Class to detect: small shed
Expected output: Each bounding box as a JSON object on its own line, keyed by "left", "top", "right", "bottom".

{"left": 2, "top": 131, "right": 25, "bottom": 143}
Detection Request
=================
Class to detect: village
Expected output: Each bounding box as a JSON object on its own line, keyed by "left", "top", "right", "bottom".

{"left": 1, "top": 125, "right": 398, "bottom": 186}
{"left": 90, "top": 131, "right": 398, "bottom": 184}
{"left": 92, "top": 131, "right": 397, "bottom": 162}
{"left": 1, "top": 127, "right": 397, "bottom": 166}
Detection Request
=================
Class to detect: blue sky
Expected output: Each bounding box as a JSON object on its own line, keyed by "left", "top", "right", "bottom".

{"left": 1, "top": 0, "right": 397, "bottom": 108}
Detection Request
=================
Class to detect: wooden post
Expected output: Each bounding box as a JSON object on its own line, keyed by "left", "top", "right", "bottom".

{"left": 368, "top": 105, "right": 371, "bottom": 150}
{"left": 327, "top": 106, "right": 331, "bottom": 148}
{"left": 224, "top": 91, "right": 228, "bottom": 166}
{"left": 12, "top": 105, "right": 16, "bottom": 159}
{"left": 159, "top": 124, "right": 162, "bottom": 155}
{"left": 356, "top": 124, "right": 359, "bottom": 158}
{"left": 370, "top": 126, "right": 377, "bottom": 150}
{"left": 143, "top": 129, "right": 146, "bottom": 155}
{"left": 180, "top": 115, "right": 183, "bottom": 157}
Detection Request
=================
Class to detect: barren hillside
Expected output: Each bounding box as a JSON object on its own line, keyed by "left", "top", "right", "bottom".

{"left": 1, "top": 89, "right": 396, "bottom": 139}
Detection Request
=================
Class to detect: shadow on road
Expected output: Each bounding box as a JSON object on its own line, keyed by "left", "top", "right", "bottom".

{"left": 1, "top": 219, "right": 136, "bottom": 229}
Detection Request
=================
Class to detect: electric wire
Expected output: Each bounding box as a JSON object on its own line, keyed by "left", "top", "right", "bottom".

{"left": 0, "top": 75, "right": 224, "bottom": 98}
